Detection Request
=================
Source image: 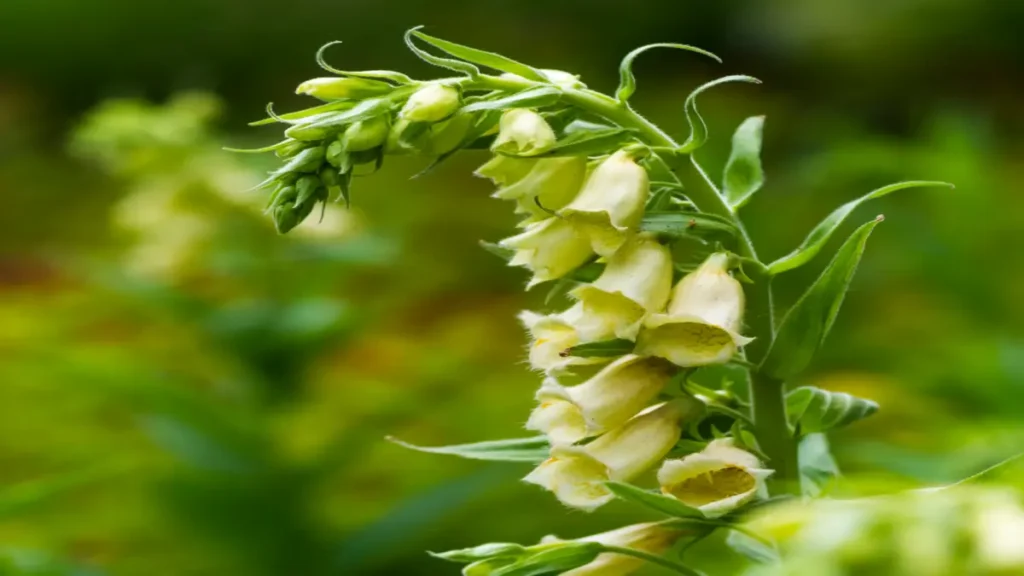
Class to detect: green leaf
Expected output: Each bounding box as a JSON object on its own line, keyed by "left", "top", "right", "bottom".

{"left": 566, "top": 339, "right": 635, "bottom": 358}
{"left": 723, "top": 116, "right": 765, "bottom": 209}
{"left": 432, "top": 543, "right": 527, "bottom": 563}
{"left": 604, "top": 481, "right": 705, "bottom": 518}
{"left": 461, "top": 86, "right": 562, "bottom": 113}
{"left": 503, "top": 128, "right": 636, "bottom": 158}
{"left": 0, "top": 464, "right": 127, "bottom": 520}
{"left": 616, "top": 43, "right": 721, "bottom": 102}
{"left": 725, "top": 530, "right": 779, "bottom": 564}
{"left": 316, "top": 41, "right": 415, "bottom": 84}
{"left": 410, "top": 29, "right": 549, "bottom": 82}
{"left": 641, "top": 211, "right": 738, "bottom": 242}
{"left": 404, "top": 27, "right": 479, "bottom": 76}
{"left": 678, "top": 75, "right": 761, "bottom": 154}
{"left": 767, "top": 181, "right": 954, "bottom": 275}
{"left": 798, "top": 433, "right": 840, "bottom": 497}
{"left": 387, "top": 435, "right": 550, "bottom": 463}
{"left": 786, "top": 387, "right": 879, "bottom": 436}
{"left": 249, "top": 100, "right": 357, "bottom": 126}
{"left": 760, "top": 218, "right": 883, "bottom": 380}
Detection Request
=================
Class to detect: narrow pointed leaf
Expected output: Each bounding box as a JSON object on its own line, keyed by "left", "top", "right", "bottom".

{"left": 678, "top": 76, "right": 761, "bottom": 154}
{"left": 411, "top": 29, "right": 549, "bottom": 82}
{"left": 760, "top": 218, "right": 883, "bottom": 380}
{"left": 787, "top": 388, "right": 879, "bottom": 435}
{"left": 249, "top": 100, "right": 357, "bottom": 126}
{"left": 617, "top": 43, "right": 721, "bottom": 102}
{"left": 404, "top": 27, "right": 479, "bottom": 76}
{"left": 768, "top": 181, "right": 954, "bottom": 274}
{"left": 461, "top": 86, "right": 562, "bottom": 113}
{"left": 726, "top": 530, "right": 780, "bottom": 564}
{"left": 316, "top": 41, "right": 415, "bottom": 84}
{"left": 605, "top": 481, "right": 705, "bottom": 518}
{"left": 387, "top": 435, "right": 550, "bottom": 463}
{"left": 565, "top": 339, "right": 635, "bottom": 358}
{"left": 723, "top": 116, "right": 765, "bottom": 209}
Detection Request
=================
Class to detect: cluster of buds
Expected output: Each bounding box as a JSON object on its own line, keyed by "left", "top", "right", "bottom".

{"left": 475, "top": 108, "right": 771, "bottom": 514}
{"left": 256, "top": 74, "right": 476, "bottom": 232}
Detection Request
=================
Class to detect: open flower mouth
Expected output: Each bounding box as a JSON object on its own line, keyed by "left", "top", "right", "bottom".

{"left": 638, "top": 319, "right": 748, "bottom": 367}
{"left": 664, "top": 465, "right": 757, "bottom": 507}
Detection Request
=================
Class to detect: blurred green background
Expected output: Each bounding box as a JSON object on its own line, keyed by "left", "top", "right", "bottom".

{"left": 1, "top": 1, "right": 1023, "bottom": 574}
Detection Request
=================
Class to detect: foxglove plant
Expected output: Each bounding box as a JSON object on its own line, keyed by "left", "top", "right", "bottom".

{"left": 237, "top": 27, "right": 955, "bottom": 575}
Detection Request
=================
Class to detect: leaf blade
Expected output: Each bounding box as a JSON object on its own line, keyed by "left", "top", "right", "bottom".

{"left": 387, "top": 435, "right": 550, "bottom": 463}
{"left": 768, "top": 181, "right": 954, "bottom": 274}
{"left": 565, "top": 339, "right": 635, "bottom": 358}
{"left": 411, "top": 29, "right": 549, "bottom": 82}
{"left": 605, "top": 481, "right": 705, "bottom": 519}
{"left": 723, "top": 116, "right": 765, "bottom": 209}
{"left": 760, "top": 218, "right": 883, "bottom": 380}
{"left": 461, "top": 86, "right": 562, "bottom": 113}
{"left": 678, "top": 75, "right": 761, "bottom": 154}
{"left": 616, "top": 43, "right": 721, "bottom": 102}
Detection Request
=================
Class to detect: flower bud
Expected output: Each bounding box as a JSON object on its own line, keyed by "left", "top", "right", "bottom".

{"left": 499, "top": 217, "right": 594, "bottom": 288}
{"left": 560, "top": 523, "right": 691, "bottom": 576}
{"left": 492, "top": 157, "right": 586, "bottom": 223}
{"left": 295, "top": 77, "right": 393, "bottom": 101}
{"left": 492, "top": 109, "right": 557, "bottom": 156}
{"left": 636, "top": 252, "right": 753, "bottom": 367}
{"left": 275, "top": 139, "right": 311, "bottom": 159}
{"left": 423, "top": 111, "right": 473, "bottom": 155}
{"left": 569, "top": 237, "right": 673, "bottom": 341}
{"left": 341, "top": 115, "right": 389, "bottom": 151}
{"left": 561, "top": 151, "right": 649, "bottom": 256}
{"left": 399, "top": 83, "right": 461, "bottom": 123}
{"left": 658, "top": 438, "right": 772, "bottom": 518}
{"left": 524, "top": 398, "right": 700, "bottom": 511}
{"left": 527, "top": 355, "right": 676, "bottom": 445}
{"left": 500, "top": 69, "right": 585, "bottom": 89}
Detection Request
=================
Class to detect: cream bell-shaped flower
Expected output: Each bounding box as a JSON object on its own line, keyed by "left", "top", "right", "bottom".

{"left": 556, "top": 522, "right": 690, "bottom": 576}
{"left": 658, "top": 438, "right": 773, "bottom": 518}
{"left": 500, "top": 217, "right": 594, "bottom": 288}
{"left": 399, "top": 83, "right": 460, "bottom": 123}
{"left": 474, "top": 154, "right": 536, "bottom": 187}
{"left": 494, "top": 157, "right": 587, "bottom": 224}
{"left": 569, "top": 237, "right": 673, "bottom": 341}
{"left": 560, "top": 150, "right": 649, "bottom": 256}
{"left": 518, "top": 307, "right": 606, "bottom": 373}
{"left": 492, "top": 108, "right": 557, "bottom": 156}
{"left": 636, "top": 252, "right": 753, "bottom": 367}
{"left": 524, "top": 398, "right": 701, "bottom": 511}
{"left": 526, "top": 355, "right": 676, "bottom": 445}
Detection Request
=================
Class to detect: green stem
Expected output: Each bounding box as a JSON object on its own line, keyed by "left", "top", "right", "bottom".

{"left": 469, "top": 73, "right": 800, "bottom": 494}
{"left": 599, "top": 545, "right": 707, "bottom": 576}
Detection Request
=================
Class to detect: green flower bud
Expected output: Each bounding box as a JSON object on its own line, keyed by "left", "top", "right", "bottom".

{"left": 284, "top": 121, "right": 333, "bottom": 141}
{"left": 342, "top": 115, "right": 390, "bottom": 151}
{"left": 399, "top": 83, "right": 461, "bottom": 122}
{"left": 326, "top": 139, "right": 346, "bottom": 168}
{"left": 294, "top": 175, "right": 322, "bottom": 207}
{"left": 285, "top": 145, "right": 326, "bottom": 173}
{"left": 423, "top": 111, "right": 473, "bottom": 155}
{"left": 295, "top": 77, "right": 393, "bottom": 101}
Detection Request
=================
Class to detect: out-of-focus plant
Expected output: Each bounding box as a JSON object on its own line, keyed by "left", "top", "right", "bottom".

{"left": 229, "top": 27, "right": 1010, "bottom": 575}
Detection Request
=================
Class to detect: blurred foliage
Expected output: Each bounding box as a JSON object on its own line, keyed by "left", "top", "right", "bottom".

{"left": 1, "top": 0, "right": 1023, "bottom": 574}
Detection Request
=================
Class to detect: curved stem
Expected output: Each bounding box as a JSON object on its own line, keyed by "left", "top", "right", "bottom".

{"left": 599, "top": 545, "right": 707, "bottom": 576}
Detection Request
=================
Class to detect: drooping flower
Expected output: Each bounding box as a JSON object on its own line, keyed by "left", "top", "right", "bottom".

{"left": 519, "top": 307, "right": 597, "bottom": 373}
{"left": 560, "top": 150, "right": 649, "bottom": 256}
{"left": 493, "top": 157, "right": 587, "bottom": 224}
{"left": 500, "top": 217, "right": 593, "bottom": 288}
{"left": 341, "top": 114, "right": 390, "bottom": 151}
{"left": 524, "top": 398, "right": 702, "bottom": 511}
{"left": 399, "top": 83, "right": 461, "bottom": 122}
{"left": 658, "top": 438, "right": 772, "bottom": 518}
{"left": 636, "top": 252, "right": 753, "bottom": 367}
{"left": 491, "top": 108, "right": 557, "bottom": 156}
{"left": 526, "top": 355, "right": 676, "bottom": 445}
{"left": 569, "top": 236, "right": 673, "bottom": 341}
